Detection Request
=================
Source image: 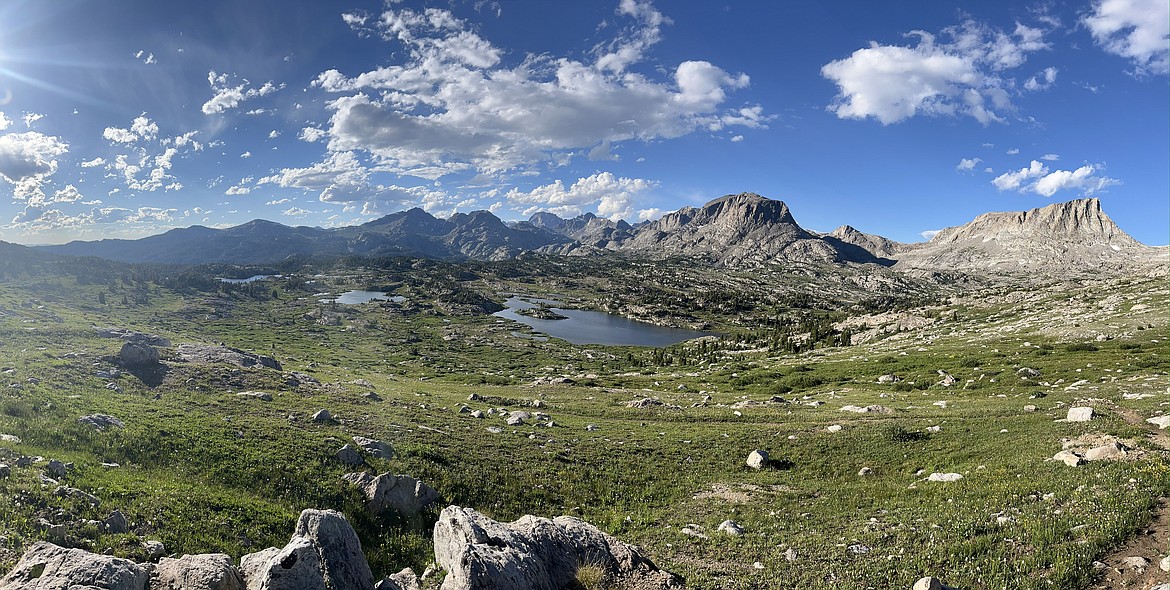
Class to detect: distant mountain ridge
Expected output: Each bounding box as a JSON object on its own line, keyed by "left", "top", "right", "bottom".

{"left": 31, "top": 194, "right": 1162, "bottom": 274}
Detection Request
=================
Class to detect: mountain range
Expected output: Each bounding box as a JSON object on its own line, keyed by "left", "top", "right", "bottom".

{"left": 22, "top": 193, "right": 1166, "bottom": 274}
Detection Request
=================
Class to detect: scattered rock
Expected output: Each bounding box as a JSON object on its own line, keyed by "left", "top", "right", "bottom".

{"left": 505, "top": 411, "right": 529, "bottom": 426}
{"left": 46, "top": 459, "right": 68, "bottom": 479}
{"left": 78, "top": 414, "right": 125, "bottom": 431}
{"left": 937, "top": 372, "right": 957, "bottom": 386}
{"left": 0, "top": 464, "right": 8, "bottom": 478}
{"left": 1146, "top": 415, "right": 1170, "bottom": 430}
{"left": 926, "top": 473, "right": 963, "bottom": 482}
{"left": 240, "top": 509, "right": 374, "bottom": 590}
{"left": 1161, "top": 554, "right": 1169, "bottom": 572}
{"left": 717, "top": 520, "right": 744, "bottom": 536}
{"left": 1119, "top": 556, "right": 1148, "bottom": 571}
{"left": 143, "top": 541, "right": 167, "bottom": 561}
{"left": 236, "top": 391, "right": 272, "bottom": 401}
{"left": 746, "top": 450, "right": 768, "bottom": 470}
{"left": 585, "top": 424, "right": 598, "bottom": 432}
{"left": 784, "top": 548, "right": 797, "bottom": 562}
{"left": 0, "top": 541, "right": 150, "bottom": 590}
{"left": 1023, "top": 405, "right": 1037, "bottom": 412}
{"left": 153, "top": 553, "right": 244, "bottom": 590}
{"left": 176, "top": 344, "right": 281, "bottom": 370}
{"left": 626, "top": 398, "right": 665, "bottom": 409}
{"left": 341, "top": 472, "right": 442, "bottom": 521}
{"left": 1084, "top": 442, "right": 1127, "bottom": 461}
{"left": 1017, "top": 367, "right": 1041, "bottom": 378}
{"left": 1066, "top": 407, "right": 1094, "bottom": 422}
{"left": 857, "top": 467, "right": 873, "bottom": 477}
{"left": 0, "top": 433, "right": 21, "bottom": 444}
{"left": 825, "top": 425, "right": 843, "bottom": 433}
{"left": 95, "top": 328, "right": 171, "bottom": 347}
{"left": 119, "top": 342, "right": 160, "bottom": 367}
{"left": 56, "top": 486, "right": 100, "bottom": 506}
{"left": 334, "top": 444, "right": 365, "bottom": 467}
{"left": 352, "top": 436, "right": 394, "bottom": 460}
{"left": 1052, "top": 450, "right": 1084, "bottom": 467}
{"left": 432, "top": 505, "right": 681, "bottom": 590}
{"left": 841, "top": 405, "right": 892, "bottom": 414}
{"left": 877, "top": 374, "right": 900, "bottom": 384}
{"left": 913, "top": 577, "right": 945, "bottom": 590}
{"left": 104, "top": 510, "right": 129, "bottom": 534}
{"left": 312, "top": 409, "right": 333, "bottom": 423}
{"left": 376, "top": 568, "right": 421, "bottom": 590}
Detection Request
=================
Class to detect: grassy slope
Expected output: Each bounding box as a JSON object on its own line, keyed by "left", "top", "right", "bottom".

{"left": 0, "top": 263, "right": 1165, "bottom": 590}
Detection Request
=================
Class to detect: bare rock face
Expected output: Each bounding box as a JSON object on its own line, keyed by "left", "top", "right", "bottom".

{"left": 433, "top": 505, "right": 681, "bottom": 590}
{"left": 176, "top": 344, "right": 281, "bottom": 370}
{"left": 0, "top": 541, "right": 151, "bottom": 590}
{"left": 153, "top": 553, "right": 244, "bottom": 590}
{"left": 341, "top": 473, "right": 441, "bottom": 521}
{"left": 895, "top": 198, "right": 1164, "bottom": 274}
{"left": 240, "top": 509, "right": 374, "bottom": 590}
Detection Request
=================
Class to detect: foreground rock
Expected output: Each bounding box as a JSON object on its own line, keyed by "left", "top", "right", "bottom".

{"left": 342, "top": 472, "right": 441, "bottom": 522}
{"left": 240, "top": 509, "right": 374, "bottom": 590}
{"left": 153, "top": 553, "right": 244, "bottom": 590}
{"left": 746, "top": 449, "right": 768, "bottom": 469}
{"left": 1066, "top": 407, "right": 1094, "bottom": 422}
{"left": 119, "top": 342, "right": 160, "bottom": 367}
{"left": 0, "top": 541, "right": 150, "bottom": 590}
{"left": 434, "top": 506, "right": 681, "bottom": 590}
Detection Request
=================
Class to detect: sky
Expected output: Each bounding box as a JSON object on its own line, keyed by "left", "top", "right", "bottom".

{"left": 0, "top": 0, "right": 1166, "bottom": 246}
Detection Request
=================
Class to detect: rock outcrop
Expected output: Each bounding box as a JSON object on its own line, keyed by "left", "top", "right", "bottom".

{"left": 341, "top": 473, "right": 442, "bottom": 522}
{"left": 176, "top": 344, "right": 281, "bottom": 370}
{"left": 153, "top": 553, "right": 244, "bottom": 590}
{"left": 433, "top": 506, "right": 681, "bottom": 590}
{"left": 0, "top": 541, "right": 151, "bottom": 590}
{"left": 240, "top": 509, "right": 374, "bottom": 590}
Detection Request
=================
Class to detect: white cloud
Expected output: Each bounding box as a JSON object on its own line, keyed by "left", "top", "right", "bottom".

{"left": 1007, "top": 148, "right": 1020, "bottom": 154}
{"left": 80, "top": 157, "right": 106, "bottom": 168}
{"left": 133, "top": 50, "right": 157, "bottom": 65}
{"left": 312, "top": 2, "right": 761, "bottom": 179}
{"left": 22, "top": 113, "right": 44, "bottom": 128}
{"left": 266, "top": 198, "right": 291, "bottom": 205}
{"left": 240, "top": 151, "right": 252, "bottom": 159}
{"left": 300, "top": 127, "right": 327, "bottom": 142}
{"left": 992, "top": 159, "right": 1120, "bottom": 196}
{"left": 104, "top": 114, "right": 159, "bottom": 144}
{"left": 822, "top": 19, "right": 1051, "bottom": 124}
{"left": 920, "top": 229, "right": 942, "bottom": 240}
{"left": 1023, "top": 66, "right": 1058, "bottom": 91}
{"left": 268, "top": 130, "right": 281, "bottom": 139}
{"left": 956, "top": 157, "right": 982, "bottom": 172}
{"left": 225, "top": 185, "right": 251, "bottom": 195}
{"left": 283, "top": 206, "right": 312, "bottom": 216}
{"left": 0, "top": 132, "right": 68, "bottom": 184}
{"left": 729, "top": 134, "right": 744, "bottom": 142}
{"left": 1083, "top": 0, "right": 1170, "bottom": 75}
{"left": 202, "top": 71, "right": 284, "bottom": 115}
{"left": 0, "top": 113, "right": 10, "bottom": 131}
{"left": 1040, "top": 153, "right": 1060, "bottom": 161}
{"left": 504, "top": 171, "right": 657, "bottom": 220}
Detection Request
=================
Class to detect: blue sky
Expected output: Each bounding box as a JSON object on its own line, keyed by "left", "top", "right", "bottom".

{"left": 0, "top": 0, "right": 1166, "bottom": 246}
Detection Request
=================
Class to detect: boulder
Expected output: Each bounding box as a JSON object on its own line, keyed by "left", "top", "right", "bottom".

{"left": 79, "top": 414, "right": 125, "bottom": 431}
{"left": 913, "top": 578, "right": 945, "bottom": 590}
{"left": 746, "top": 449, "right": 768, "bottom": 469}
{"left": 1084, "top": 442, "right": 1127, "bottom": 461}
{"left": 312, "top": 409, "right": 333, "bottom": 423}
{"left": 352, "top": 436, "right": 394, "bottom": 460}
{"left": 46, "top": 459, "right": 68, "bottom": 479}
{"left": 341, "top": 473, "right": 441, "bottom": 521}
{"left": 1147, "top": 415, "right": 1170, "bottom": 430}
{"left": 153, "top": 553, "right": 244, "bottom": 590}
{"left": 335, "top": 445, "right": 365, "bottom": 467}
{"left": 877, "top": 374, "right": 900, "bottom": 384}
{"left": 433, "top": 506, "right": 681, "bottom": 590}
{"left": 926, "top": 472, "right": 963, "bottom": 482}
{"left": 240, "top": 509, "right": 374, "bottom": 590}
{"left": 0, "top": 541, "right": 150, "bottom": 589}
{"left": 1053, "top": 450, "right": 1084, "bottom": 467}
{"left": 717, "top": 520, "right": 744, "bottom": 536}
{"left": 376, "top": 569, "right": 420, "bottom": 590}
{"left": 857, "top": 467, "right": 873, "bottom": 477}
{"left": 119, "top": 342, "right": 160, "bottom": 367}
{"left": 1017, "top": 367, "right": 1041, "bottom": 378}
{"left": 237, "top": 391, "right": 273, "bottom": 402}
{"left": 0, "top": 464, "right": 8, "bottom": 478}
{"left": 1066, "top": 407, "right": 1094, "bottom": 422}
{"left": 105, "top": 510, "right": 130, "bottom": 534}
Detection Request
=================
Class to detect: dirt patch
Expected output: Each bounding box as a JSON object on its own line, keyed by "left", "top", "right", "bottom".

{"left": 1111, "top": 403, "right": 1170, "bottom": 451}
{"left": 1088, "top": 497, "right": 1169, "bottom": 590}
{"left": 692, "top": 483, "right": 801, "bottom": 504}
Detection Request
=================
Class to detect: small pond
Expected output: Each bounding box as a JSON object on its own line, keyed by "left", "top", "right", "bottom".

{"left": 493, "top": 296, "right": 711, "bottom": 347}
{"left": 320, "top": 290, "right": 407, "bottom": 305}
{"left": 217, "top": 274, "right": 278, "bottom": 283}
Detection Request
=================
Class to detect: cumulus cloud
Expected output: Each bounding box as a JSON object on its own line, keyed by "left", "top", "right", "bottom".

{"left": 920, "top": 229, "right": 942, "bottom": 240}
{"left": 822, "top": 20, "right": 1052, "bottom": 124}
{"left": 282, "top": 206, "right": 311, "bottom": 216}
{"left": 0, "top": 132, "right": 68, "bottom": 185}
{"left": 991, "top": 159, "right": 1119, "bottom": 196}
{"left": 0, "top": 112, "right": 11, "bottom": 131}
{"left": 312, "top": 1, "right": 762, "bottom": 179}
{"left": 22, "top": 113, "right": 44, "bottom": 128}
{"left": 504, "top": 172, "right": 657, "bottom": 220}
{"left": 202, "top": 71, "right": 283, "bottom": 115}
{"left": 1083, "top": 0, "right": 1170, "bottom": 75}
{"left": 1040, "top": 153, "right": 1060, "bottom": 161}
{"left": 103, "top": 114, "right": 159, "bottom": 144}
{"left": 956, "top": 157, "right": 982, "bottom": 173}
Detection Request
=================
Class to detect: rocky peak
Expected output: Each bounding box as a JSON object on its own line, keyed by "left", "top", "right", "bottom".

{"left": 527, "top": 211, "right": 565, "bottom": 230}
{"left": 930, "top": 198, "right": 1138, "bottom": 246}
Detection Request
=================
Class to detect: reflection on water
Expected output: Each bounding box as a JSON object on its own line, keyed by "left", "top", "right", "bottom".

{"left": 319, "top": 290, "right": 407, "bottom": 305}
{"left": 493, "top": 296, "right": 711, "bottom": 347}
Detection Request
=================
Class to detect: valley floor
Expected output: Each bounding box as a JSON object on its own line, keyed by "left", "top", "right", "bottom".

{"left": 0, "top": 260, "right": 1166, "bottom": 589}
